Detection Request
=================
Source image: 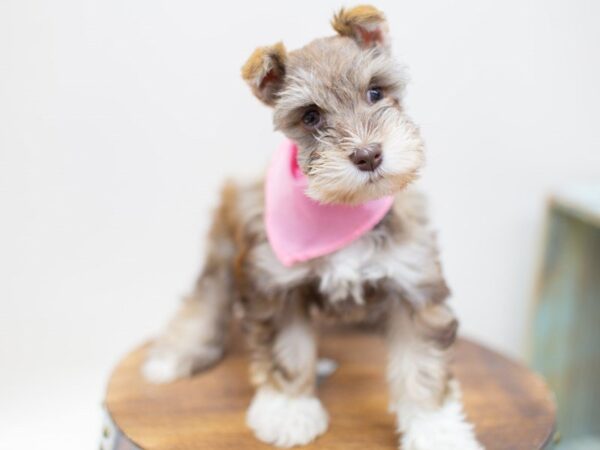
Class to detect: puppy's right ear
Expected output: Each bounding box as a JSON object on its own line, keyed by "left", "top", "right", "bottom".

{"left": 241, "top": 42, "right": 287, "bottom": 106}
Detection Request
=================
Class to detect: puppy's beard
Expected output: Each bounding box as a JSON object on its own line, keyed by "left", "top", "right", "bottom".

{"left": 306, "top": 118, "right": 424, "bottom": 205}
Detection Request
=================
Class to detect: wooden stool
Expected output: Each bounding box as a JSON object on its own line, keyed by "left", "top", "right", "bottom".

{"left": 103, "top": 326, "right": 556, "bottom": 449}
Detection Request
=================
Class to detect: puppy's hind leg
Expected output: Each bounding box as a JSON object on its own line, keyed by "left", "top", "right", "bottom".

{"left": 142, "top": 184, "right": 238, "bottom": 384}
{"left": 142, "top": 272, "right": 233, "bottom": 384}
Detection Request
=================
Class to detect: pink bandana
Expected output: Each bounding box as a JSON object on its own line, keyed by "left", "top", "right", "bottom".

{"left": 265, "top": 139, "right": 394, "bottom": 267}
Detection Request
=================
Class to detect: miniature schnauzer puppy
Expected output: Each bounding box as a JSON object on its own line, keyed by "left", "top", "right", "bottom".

{"left": 143, "top": 5, "right": 482, "bottom": 449}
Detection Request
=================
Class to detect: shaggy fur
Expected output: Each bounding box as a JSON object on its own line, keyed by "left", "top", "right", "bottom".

{"left": 143, "top": 5, "right": 482, "bottom": 449}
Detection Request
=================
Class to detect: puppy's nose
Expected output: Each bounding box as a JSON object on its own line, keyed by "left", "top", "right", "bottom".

{"left": 350, "top": 144, "right": 383, "bottom": 172}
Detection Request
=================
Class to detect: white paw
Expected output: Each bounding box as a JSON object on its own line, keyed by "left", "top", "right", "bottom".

{"left": 246, "top": 388, "right": 329, "bottom": 448}
{"left": 141, "top": 345, "right": 223, "bottom": 384}
{"left": 142, "top": 352, "right": 190, "bottom": 384}
{"left": 399, "top": 398, "right": 483, "bottom": 450}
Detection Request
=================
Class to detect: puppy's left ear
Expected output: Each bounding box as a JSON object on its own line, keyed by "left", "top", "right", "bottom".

{"left": 241, "top": 42, "right": 287, "bottom": 106}
{"left": 331, "top": 5, "right": 390, "bottom": 49}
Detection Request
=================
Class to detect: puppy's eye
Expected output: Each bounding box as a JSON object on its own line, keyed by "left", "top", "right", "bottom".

{"left": 367, "top": 87, "right": 384, "bottom": 104}
{"left": 302, "top": 108, "right": 322, "bottom": 128}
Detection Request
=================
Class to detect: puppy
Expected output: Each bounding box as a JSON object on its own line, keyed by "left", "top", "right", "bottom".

{"left": 143, "top": 5, "right": 482, "bottom": 449}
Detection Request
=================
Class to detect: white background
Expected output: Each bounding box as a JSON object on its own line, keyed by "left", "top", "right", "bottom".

{"left": 1, "top": 0, "right": 599, "bottom": 448}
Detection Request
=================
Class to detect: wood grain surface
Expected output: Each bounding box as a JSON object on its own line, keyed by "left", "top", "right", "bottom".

{"left": 105, "top": 325, "right": 556, "bottom": 449}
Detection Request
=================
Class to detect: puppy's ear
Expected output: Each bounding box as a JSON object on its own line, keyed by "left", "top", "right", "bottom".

{"left": 241, "top": 42, "right": 287, "bottom": 106}
{"left": 331, "top": 5, "right": 389, "bottom": 49}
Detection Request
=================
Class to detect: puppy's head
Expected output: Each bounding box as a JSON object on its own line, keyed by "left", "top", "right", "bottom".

{"left": 242, "top": 5, "right": 424, "bottom": 205}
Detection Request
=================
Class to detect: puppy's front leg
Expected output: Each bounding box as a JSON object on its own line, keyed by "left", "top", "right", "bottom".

{"left": 245, "top": 298, "right": 328, "bottom": 448}
{"left": 387, "top": 301, "right": 483, "bottom": 450}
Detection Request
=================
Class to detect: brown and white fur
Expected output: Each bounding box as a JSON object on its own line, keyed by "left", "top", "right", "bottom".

{"left": 142, "top": 5, "right": 482, "bottom": 449}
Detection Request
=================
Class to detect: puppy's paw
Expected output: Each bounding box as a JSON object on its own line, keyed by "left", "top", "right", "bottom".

{"left": 399, "top": 398, "right": 483, "bottom": 450}
{"left": 246, "top": 388, "right": 329, "bottom": 448}
{"left": 141, "top": 344, "right": 223, "bottom": 384}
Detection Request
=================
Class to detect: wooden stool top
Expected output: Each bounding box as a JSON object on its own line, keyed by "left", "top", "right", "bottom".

{"left": 105, "top": 326, "right": 556, "bottom": 449}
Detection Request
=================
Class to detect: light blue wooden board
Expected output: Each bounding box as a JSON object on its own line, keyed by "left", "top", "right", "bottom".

{"left": 532, "top": 203, "right": 600, "bottom": 446}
